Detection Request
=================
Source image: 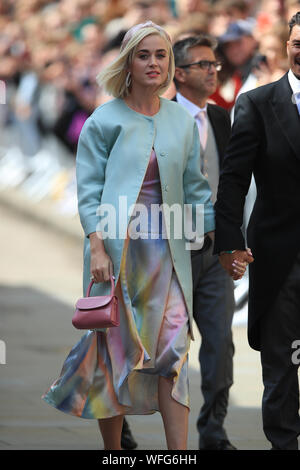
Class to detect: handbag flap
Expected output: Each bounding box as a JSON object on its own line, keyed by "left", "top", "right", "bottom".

{"left": 76, "top": 295, "right": 113, "bottom": 310}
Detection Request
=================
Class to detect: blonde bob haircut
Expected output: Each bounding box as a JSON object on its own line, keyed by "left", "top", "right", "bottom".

{"left": 97, "top": 22, "right": 175, "bottom": 98}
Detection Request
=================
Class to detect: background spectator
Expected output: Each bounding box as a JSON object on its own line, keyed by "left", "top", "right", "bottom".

{"left": 0, "top": 0, "right": 293, "bottom": 215}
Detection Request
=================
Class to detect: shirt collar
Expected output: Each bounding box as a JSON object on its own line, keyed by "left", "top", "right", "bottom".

{"left": 288, "top": 69, "right": 300, "bottom": 95}
{"left": 176, "top": 92, "right": 207, "bottom": 118}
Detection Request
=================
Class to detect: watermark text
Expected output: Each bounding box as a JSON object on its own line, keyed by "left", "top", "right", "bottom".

{"left": 0, "top": 340, "right": 6, "bottom": 364}
{"left": 0, "top": 80, "right": 6, "bottom": 104}
{"left": 291, "top": 340, "right": 300, "bottom": 365}
{"left": 95, "top": 197, "right": 205, "bottom": 250}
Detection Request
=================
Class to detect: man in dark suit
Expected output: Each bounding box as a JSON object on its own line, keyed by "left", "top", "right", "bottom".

{"left": 214, "top": 13, "right": 300, "bottom": 450}
{"left": 172, "top": 35, "right": 239, "bottom": 450}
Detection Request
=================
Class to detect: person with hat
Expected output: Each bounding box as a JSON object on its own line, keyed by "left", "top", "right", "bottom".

{"left": 211, "top": 19, "right": 257, "bottom": 110}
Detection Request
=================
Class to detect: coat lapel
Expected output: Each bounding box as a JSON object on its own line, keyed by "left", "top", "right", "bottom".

{"left": 207, "top": 104, "right": 227, "bottom": 164}
{"left": 270, "top": 73, "right": 300, "bottom": 162}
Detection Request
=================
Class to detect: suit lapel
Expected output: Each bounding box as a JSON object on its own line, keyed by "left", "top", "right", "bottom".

{"left": 207, "top": 104, "right": 227, "bottom": 164}
{"left": 270, "top": 73, "right": 300, "bottom": 162}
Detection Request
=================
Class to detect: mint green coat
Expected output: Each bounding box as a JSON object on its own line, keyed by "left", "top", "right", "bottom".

{"left": 76, "top": 97, "right": 215, "bottom": 340}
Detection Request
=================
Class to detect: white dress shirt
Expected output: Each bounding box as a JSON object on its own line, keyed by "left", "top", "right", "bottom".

{"left": 176, "top": 92, "right": 208, "bottom": 144}
{"left": 288, "top": 69, "right": 300, "bottom": 115}
{"left": 176, "top": 92, "right": 221, "bottom": 203}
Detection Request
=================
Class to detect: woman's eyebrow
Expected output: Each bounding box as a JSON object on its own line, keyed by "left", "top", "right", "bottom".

{"left": 137, "top": 48, "right": 167, "bottom": 53}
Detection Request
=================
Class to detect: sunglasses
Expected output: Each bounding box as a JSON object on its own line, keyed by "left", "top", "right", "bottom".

{"left": 178, "top": 60, "right": 222, "bottom": 71}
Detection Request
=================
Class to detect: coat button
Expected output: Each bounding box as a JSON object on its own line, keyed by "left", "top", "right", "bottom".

{"left": 164, "top": 185, "right": 169, "bottom": 192}
{"left": 160, "top": 151, "right": 166, "bottom": 157}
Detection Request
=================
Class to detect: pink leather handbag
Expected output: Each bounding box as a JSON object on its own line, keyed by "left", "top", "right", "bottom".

{"left": 72, "top": 276, "right": 119, "bottom": 329}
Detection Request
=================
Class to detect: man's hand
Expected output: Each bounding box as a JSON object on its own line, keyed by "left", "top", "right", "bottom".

{"left": 219, "top": 249, "right": 254, "bottom": 280}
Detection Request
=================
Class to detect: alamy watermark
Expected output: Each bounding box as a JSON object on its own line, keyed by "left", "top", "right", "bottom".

{"left": 95, "top": 197, "right": 206, "bottom": 250}
{"left": 1, "top": 82, "right": 7, "bottom": 363}
{"left": 0, "top": 80, "right": 6, "bottom": 104}
{"left": 291, "top": 340, "right": 300, "bottom": 365}
{"left": 0, "top": 340, "right": 6, "bottom": 364}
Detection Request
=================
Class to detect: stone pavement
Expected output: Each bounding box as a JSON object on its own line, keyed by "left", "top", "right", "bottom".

{"left": 0, "top": 283, "right": 266, "bottom": 450}
{"left": 0, "top": 185, "right": 275, "bottom": 451}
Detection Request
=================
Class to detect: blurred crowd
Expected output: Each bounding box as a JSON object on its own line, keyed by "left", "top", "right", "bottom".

{"left": 0, "top": 0, "right": 299, "bottom": 215}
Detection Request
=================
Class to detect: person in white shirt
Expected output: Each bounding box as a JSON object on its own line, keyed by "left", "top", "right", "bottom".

{"left": 172, "top": 35, "right": 238, "bottom": 450}
{"left": 214, "top": 12, "right": 300, "bottom": 449}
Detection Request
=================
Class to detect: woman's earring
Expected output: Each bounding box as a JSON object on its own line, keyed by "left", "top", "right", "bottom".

{"left": 126, "top": 72, "right": 131, "bottom": 88}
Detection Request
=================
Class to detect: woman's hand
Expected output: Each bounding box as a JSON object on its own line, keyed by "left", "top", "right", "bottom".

{"left": 89, "top": 232, "right": 114, "bottom": 283}
{"left": 219, "top": 248, "right": 254, "bottom": 280}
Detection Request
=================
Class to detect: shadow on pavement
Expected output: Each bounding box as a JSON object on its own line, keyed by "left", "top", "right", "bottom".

{"left": 0, "top": 285, "right": 268, "bottom": 450}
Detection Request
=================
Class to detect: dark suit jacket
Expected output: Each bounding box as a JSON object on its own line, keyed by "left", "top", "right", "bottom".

{"left": 172, "top": 95, "right": 231, "bottom": 255}
{"left": 172, "top": 96, "right": 231, "bottom": 168}
{"left": 214, "top": 73, "right": 300, "bottom": 351}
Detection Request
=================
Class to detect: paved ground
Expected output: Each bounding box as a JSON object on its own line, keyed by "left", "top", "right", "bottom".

{"left": 0, "top": 194, "right": 285, "bottom": 451}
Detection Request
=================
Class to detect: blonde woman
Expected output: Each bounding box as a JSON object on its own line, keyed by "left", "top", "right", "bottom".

{"left": 43, "top": 21, "right": 215, "bottom": 450}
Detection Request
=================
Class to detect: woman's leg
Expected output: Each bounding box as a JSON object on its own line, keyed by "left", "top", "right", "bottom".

{"left": 97, "top": 415, "right": 124, "bottom": 450}
{"left": 158, "top": 376, "right": 189, "bottom": 450}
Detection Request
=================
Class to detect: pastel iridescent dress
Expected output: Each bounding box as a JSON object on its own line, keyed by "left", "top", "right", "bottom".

{"left": 42, "top": 149, "right": 191, "bottom": 418}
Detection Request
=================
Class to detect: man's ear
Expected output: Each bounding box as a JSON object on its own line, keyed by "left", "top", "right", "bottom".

{"left": 174, "top": 66, "right": 186, "bottom": 85}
